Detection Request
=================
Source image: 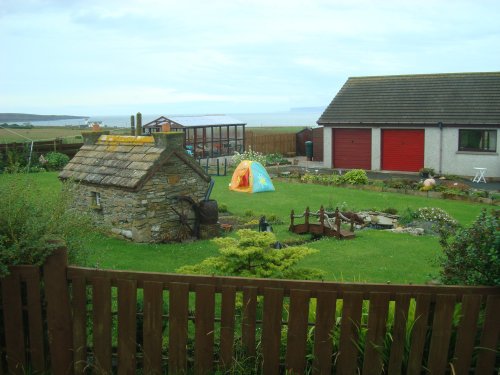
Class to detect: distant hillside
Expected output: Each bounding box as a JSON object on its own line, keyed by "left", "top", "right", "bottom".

{"left": 0, "top": 113, "right": 89, "bottom": 122}
{"left": 289, "top": 106, "right": 326, "bottom": 113}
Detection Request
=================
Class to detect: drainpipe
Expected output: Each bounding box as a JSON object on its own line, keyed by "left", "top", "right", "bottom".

{"left": 438, "top": 122, "right": 443, "bottom": 175}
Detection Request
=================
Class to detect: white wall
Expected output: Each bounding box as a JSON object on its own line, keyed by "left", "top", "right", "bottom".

{"left": 371, "top": 128, "right": 381, "bottom": 170}
{"left": 440, "top": 128, "right": 500, "bottom": 179}
{"left": 323, "top": 127, "right": 332, "bottom": 168}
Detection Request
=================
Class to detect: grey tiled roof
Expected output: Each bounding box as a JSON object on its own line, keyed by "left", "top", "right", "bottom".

{"left": 318, "top": 72, "right": 500, "bottom": 125}
{"left": 59, "top": 137, "right": 210, "bottom": 190}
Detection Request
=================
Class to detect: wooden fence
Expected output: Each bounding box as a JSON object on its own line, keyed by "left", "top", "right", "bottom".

{"left": 0, "top": 139, "right": 83, "bottom": 159}
{"left": 1, "top": 247, "right": 499, "bottom": 374}
{"left": 245, "top": 132, "right": 297, "bottom": 156}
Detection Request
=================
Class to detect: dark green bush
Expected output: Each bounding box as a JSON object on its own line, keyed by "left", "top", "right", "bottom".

{"left": 0, "top": 175, "right": 98, "bottom": 277}
{"left": 438, "top": 209, "right": 500, "bottom": 286}
{"left": 44, "top": 152, "right": 70, "bottom": 171}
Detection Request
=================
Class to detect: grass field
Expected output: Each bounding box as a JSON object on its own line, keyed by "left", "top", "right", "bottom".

{"left": 1, "top": 172, "right": 491, "bottom": 284}
{"left": 246, "top": 126, "right": 307, "bottom": 134}
{"left": 0, "top": 126, "right": 128, "bottom": 143}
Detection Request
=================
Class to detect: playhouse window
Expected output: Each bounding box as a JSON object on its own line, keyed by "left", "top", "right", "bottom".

{"left": 459, "top": 130, "right": 497, "bottom": 152}
{"left": 91, "top": 192, "right": 102, "bottom": 208}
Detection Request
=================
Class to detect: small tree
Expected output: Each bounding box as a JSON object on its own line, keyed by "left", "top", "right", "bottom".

{"left": 438, "top": 209, "right": 500, "bottom": 286}
{"left": 177, "top": 229, "right": 323, "bottom": 280}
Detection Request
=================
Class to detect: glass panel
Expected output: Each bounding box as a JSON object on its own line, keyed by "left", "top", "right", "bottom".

{"left": 459, "top": 130, "right": 497, "bottom": 152}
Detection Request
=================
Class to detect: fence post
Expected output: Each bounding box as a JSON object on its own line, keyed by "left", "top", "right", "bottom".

{"left": 43, "top": 246, "right": 74, "bottom": 375}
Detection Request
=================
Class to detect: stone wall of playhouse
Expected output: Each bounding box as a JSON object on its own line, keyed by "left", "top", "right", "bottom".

{"left": 72, "top": 157, "right": 208, "bottom": 242}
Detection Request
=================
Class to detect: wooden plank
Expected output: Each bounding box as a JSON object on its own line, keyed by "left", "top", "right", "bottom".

{"left": 427, "top": 294, "right": 456, "bottom": 374}
{"left": 72, "top": 277, "right": 88, "bottom": 375}
{"left": 242, "top": 286, "right": 258, "bottom": 356}
{"left": 43, "top": 247, "right": 74, "bottom": 375}
{"left": 312, "top": 291, "right": 337, "bottom": 375}
{"left": 475, "top": 295, "right": 500, "bottom": 375}
{"left": 67, "top": 266, "right": 498, "bottom": 299}
{"left": 262, "top": 287, "right": 284, "bottom": 375}
{"left": 143, "top": 281, "right": 163, "bottom": 375}
{"left": 117, "top": 279, "right": 137, "bottom": 375}
{"left": 337, "top": 292, "right": 363, "bottom": 375}
{"left": 168, "top": 282, "right": 189, "bottom": 375}
{"left": 285, "top": 289, "right": 311, "bottom": 375}
{"left": 24, "top": 267, "right": 46, "bottom": 373}
{"left": 452, "top": 294, "right": 481, "bottom": 375}
{"left": 219, "top": 285, "right": 236, "bottom": 369}
{"left": 92, "top": 277, "right": 112, "bottom": 374}
{"left": 407, "top": 294, "right": 431, "bottom": 375}
{"left": 387, "top": 293, "right": 411, "bottom": 374}
{"left": 1, "top": 272, "right": 25, "bottom": 375}
{"left": 194, "top": 284, "right": 216, "bottom": 375}
{"left": 362, "top": 292, "right": 390, "bottom": 375}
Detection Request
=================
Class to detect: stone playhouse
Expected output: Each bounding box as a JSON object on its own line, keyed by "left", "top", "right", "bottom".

{"left": 60, "top": 131, "right": 219, "bottom": 243}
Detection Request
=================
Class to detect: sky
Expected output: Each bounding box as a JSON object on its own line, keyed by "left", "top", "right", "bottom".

{"left": 1, "top": 0, "right": 499, "bottom": 116}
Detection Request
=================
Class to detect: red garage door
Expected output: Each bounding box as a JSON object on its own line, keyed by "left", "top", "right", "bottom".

{"left": 333, "top": 129, "right": 371, "bottom": 170}
{"left": 382, "top": 129, "right": 424, "bottom": 172}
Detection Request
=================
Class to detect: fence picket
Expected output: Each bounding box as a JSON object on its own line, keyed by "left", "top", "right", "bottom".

{"left": 194, "top": 284, "right": 216, "bottom": 374}
{"left": 143, "top": 281, "right": 163, "bottom": 375}
{"left": 72, "top": 277, "right": 87, "bottom": 375}
{"left": 387, "top": 293, "right": 410, "bottom": 374}
{"left": 312, "top": 291, "right": 337, "bottom": 375}
{"left": 337, "top": 292, "right": 363, "bottom": 375}
{"left": 475, "top": 294, "right": 500, "bottom": 375}
{"left": 427, "top": 294, "right": 456, "bottom": 374}
{"left": 407, "top": 294, "right": 431, "bottom": 375}
{"left": 362, "top": 292, "right": 390, "bottom": 375}
{"left": 219, "top": 285, "right": 236, "bottom": 369}
{"left": 242, "top": 286, "right": 258, "bottom": 356}
{"left": 285, "top": 289, "right": 311, "bottom": 374}
{"left": 168, "top": 282, "right": 189, "bottom": 374}
{"left": 262, "top": 287, "right": 284, "bottom": 375}
{"left": 43, "top": 247, "right": 74, "bottom": 375}
{"left": 24, "top": 267, "right": 45, "bottom": 373}
{"left": 1, "top": 272, "right": 25, "bottom": 375}
{"left": 92, "top": 277, "right": 112, "bottom": 374}
{"left": 117, "top": 279, "right": 137, "bottom": 375}
{"left": 452, "top": 294, "right": 481, "bottom": 375}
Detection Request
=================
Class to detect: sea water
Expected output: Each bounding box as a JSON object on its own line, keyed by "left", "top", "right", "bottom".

{"left": 21, "top": 110, "right": 325, "bottom": 128}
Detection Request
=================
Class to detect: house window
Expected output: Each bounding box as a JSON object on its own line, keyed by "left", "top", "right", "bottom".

{"left": 458, "top": 129, "right": 497, "bottom": 152}
{"left": 91, "top": 192, "right": 102, "bottom": 208}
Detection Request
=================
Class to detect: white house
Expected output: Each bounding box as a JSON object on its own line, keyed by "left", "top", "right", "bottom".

{"left": 318, "top": 72, "right": 500, "bottom": 180}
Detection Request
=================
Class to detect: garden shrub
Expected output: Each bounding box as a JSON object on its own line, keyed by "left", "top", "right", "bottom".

{"left": 341, "top": 169, "right": 368, "bottom": 185}
{"left": 415, "top": 207, "right": 458, "bottom": 229}
{"left": 384, "top": 178, "right": 415, "bottom": 189}
{"left": 265, "top": 153, "right": 289, "bottom": 165}
{"left": 218, "top": 203, "right": 228, "bottom": 213}
{"left": 232, "top": 148, "right": 267, "bottom": 166}
{"left": 0, "top": 175, "right": 99, "bottom": 277}
{"left": 44, "top": 152, "right": 70, "bottom": 171}
{"left": 177, "top": 229, "right": 324, "bottom": 280}
{"left": 438, "top": 209, "right": 500, "bottom": 286}
{"left": 382, "top": 207, "right": 398, "bottom": 215}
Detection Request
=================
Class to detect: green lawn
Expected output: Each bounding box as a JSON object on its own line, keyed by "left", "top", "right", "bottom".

{"left": 1, "top": 172, "right": 491, "bottom": 284}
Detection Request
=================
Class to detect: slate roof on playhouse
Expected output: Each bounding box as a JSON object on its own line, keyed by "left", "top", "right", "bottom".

{"left": 59, "top": 134, "right": 210, "bottom": 190}
{"left": 318, "top": 72, "right": 500, "bottom": 125}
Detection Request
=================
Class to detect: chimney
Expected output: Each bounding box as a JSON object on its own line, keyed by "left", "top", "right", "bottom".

{"left": 82, "top": 130, "right": 110, "bottom": 145}
{"left": 152, "top": 131, "right": 184, "bottom": 151}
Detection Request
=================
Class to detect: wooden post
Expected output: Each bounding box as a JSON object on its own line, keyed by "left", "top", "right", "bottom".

{"left": 43, "top": 246, "right": 74, "bottom": 375}
{"left": 335, "top": 207, "right": 341, "bottom": 238}
{"left": 350, "top": 217, "right": 354, "bottom": 232}
{"left": 224, "top": 158, "right": 227, "bottom": 176}
{"left": 319, "top": 205, "right": 325, "bottom": 234}
{"left": 305, "top": 207, "right": 310, "bottom": 232}
{"left": 217, "top": 158, "right": 220, "bottom": 176}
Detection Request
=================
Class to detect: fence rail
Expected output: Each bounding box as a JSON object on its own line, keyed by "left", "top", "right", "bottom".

{"left": 1, "top": 248, "right": 499, "bottom": 374}
{"left": 0, "top": 139, "right": 83, "bottom": 159}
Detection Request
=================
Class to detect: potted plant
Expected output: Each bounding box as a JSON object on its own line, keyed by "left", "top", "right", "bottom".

{"left": 419, "top": 167, "right": 435, "bottom": 178}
